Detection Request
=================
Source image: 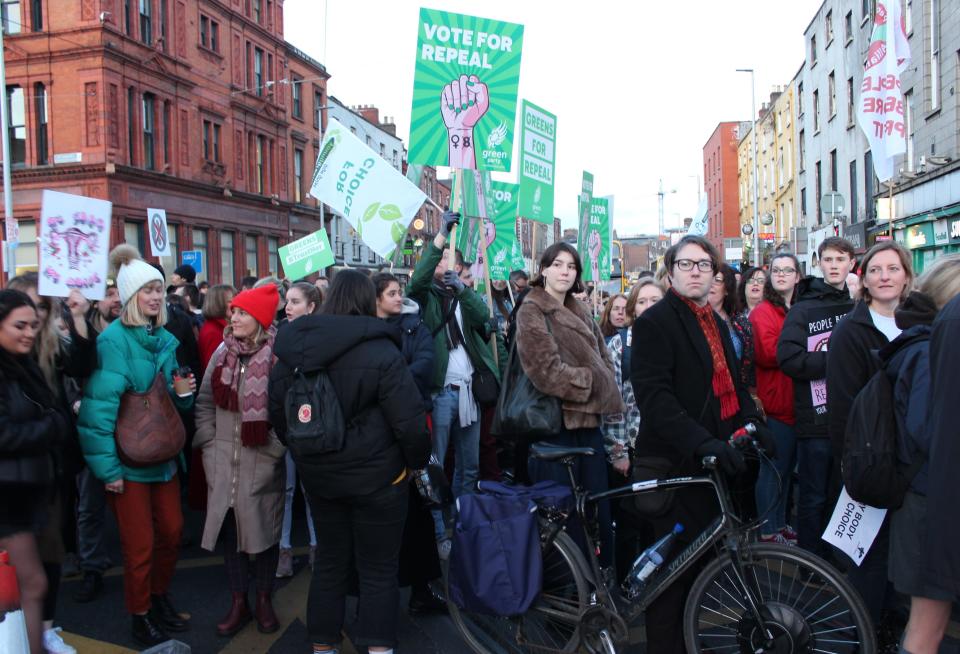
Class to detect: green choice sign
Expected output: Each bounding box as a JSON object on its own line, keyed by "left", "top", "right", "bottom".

{"left": 408, "top": 8, "right": 524, "bottom": 172}
{"left": 518, "top": 100, "right": 556, "bottom": 224}
{"left": 278, "top": 230, "right": 335, "bottom": 281}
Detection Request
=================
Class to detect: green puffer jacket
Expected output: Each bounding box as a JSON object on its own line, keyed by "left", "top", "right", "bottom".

{"left": 406, "top": 242, "right": 502, "bottom": 392}
{"left": 78, "top": 320, "right": 193, "bottom": 484}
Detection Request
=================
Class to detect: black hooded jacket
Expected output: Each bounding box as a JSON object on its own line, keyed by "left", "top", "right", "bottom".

{"left": 776, "top": 276, "right": 854, "bottom": 436}
{"left": 268, "top": 314, "right": 430, "bottom": 499}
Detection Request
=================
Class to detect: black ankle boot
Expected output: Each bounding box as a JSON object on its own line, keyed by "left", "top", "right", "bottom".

{"left": 150, "top": 593, "right": 190, "bottom": 632}
{"left": 132, "top": 612, "right": 169, "bottom": 647}
{"left": 72, "top": 571, "right": 103, "bottom": 603}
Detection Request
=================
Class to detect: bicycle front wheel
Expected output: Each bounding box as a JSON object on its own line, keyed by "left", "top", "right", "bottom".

{"left": 448, "top": 528, "right": 591, "bottom": 654}
{"left": 683, "top": 543, "right": 876, "bottom": 653}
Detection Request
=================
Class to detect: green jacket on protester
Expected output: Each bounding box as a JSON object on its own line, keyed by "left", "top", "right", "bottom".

{"left": 78, "top": 320, "right": 193, "bottom": 484}
{"left": 406, "top": 242, "right": 502, "bottom": 393}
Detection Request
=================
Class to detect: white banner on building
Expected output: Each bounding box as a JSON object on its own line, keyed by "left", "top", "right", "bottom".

{"left": 38, "top": 190, "right": 111, "bottom": 300}
{"left": 309, "top": 118, "right": 428, "bottom": 259}
{"left": 147, "top": 208, "right": 171, "bottom": 257}
{"left": 856, "top": 0, "right": 911, "bottom": 182}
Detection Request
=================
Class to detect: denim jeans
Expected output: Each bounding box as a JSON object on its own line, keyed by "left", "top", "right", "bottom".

{"left": 76, "top": 466, "right": 111, "bottom": 573}
{"left": 755, "top": 418, "right": 798, "bottom": 536}
{"left": 306, "top": 482, "right": 408, "bottom": 649}
{"left": 430, "top": 387, "right": 481, "bottom": 499}
{"left": 796, "top": 436, "right": 832, "bottom": 556}
{"left": 528, "top": 426, "right": 614, "bottom": 568}
{"left": 280, "top": 451, "right": 317, "bottom": 549}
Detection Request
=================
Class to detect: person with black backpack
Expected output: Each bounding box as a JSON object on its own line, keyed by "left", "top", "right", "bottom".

{"left": 826, "top": 241, "right": 913, "bottom": 641}
{"left": 880, "top": 256, "right": 960, "bottom": 654}
{"left": 268, "top": 270, "right": 430, "bottom": 654}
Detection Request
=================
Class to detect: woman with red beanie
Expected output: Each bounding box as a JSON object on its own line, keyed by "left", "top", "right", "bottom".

{"left": 195, "top": 283, "right": 286, "bottom": 636}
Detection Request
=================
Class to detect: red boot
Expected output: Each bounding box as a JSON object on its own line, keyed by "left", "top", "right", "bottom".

{"left": 216, "top": 592, "right": 252, "bottom": 637}
{"left": 255, "top": 590, "right": 280, "bottom": 634}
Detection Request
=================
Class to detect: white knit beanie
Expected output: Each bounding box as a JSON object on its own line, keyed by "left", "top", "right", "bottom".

{"left": 109, "top": 244, "right": 164, "bottom": 306}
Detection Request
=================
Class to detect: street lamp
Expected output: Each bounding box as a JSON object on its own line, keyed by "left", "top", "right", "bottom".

{"left": 658, "top": 178, "right": 677, "bottom": 257}
{"left": 736, "top": 68, "right": 761, "bottom": 267}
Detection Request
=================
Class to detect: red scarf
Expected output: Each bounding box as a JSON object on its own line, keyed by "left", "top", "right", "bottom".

{"left": 674, "top": 290, "right": 740, "bottom": 420}
{"left": 211, "top": 327, "right": 275, "bottom": 447}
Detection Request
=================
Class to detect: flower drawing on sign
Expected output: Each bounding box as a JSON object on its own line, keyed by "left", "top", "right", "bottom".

{"left": 440, "top": 74, "right": 489, "bottom": 169}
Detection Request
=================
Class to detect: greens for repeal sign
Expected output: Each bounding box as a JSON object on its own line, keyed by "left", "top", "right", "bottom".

{"left": 408, "top": 8, "right": 523, "bottom": 172}
{"left": 518, "top": 100, "right": 556, "bottom": 224}
{"left": 278, "top": 230, "right": 335, "bottom": 281}
{"left": 579, "top": 196, "right": 610, "bottom": 282}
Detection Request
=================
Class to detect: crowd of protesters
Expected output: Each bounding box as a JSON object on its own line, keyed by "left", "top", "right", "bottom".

{"left": 0, "top": 213, "right": 958, "bottom": 654}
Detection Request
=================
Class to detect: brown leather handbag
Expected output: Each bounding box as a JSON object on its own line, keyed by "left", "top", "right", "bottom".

{"left": 114, "top": 373, "right": 186, "bottom": 467}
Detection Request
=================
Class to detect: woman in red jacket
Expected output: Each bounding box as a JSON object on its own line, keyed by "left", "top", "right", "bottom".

{"left": 750, "top": 252, "right": 801, "bottom": 544}
{"left": 198, "top": 285, "right": 235, "bottom": 377}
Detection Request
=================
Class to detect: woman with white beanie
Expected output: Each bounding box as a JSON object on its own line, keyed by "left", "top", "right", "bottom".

{"left": 77, "top": 244, "right": 196, "bottom": 648}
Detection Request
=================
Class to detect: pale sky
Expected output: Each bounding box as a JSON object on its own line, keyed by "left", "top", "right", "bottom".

{"left": 284, "top": 0, "right": 824, "bottom": 236}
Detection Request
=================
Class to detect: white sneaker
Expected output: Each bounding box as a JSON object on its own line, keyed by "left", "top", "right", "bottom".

{"left": 437, "top": 538, "right": 452, "bottom": 561}
{"left": 43, "top": 627, "right": 77, "bottom": 654}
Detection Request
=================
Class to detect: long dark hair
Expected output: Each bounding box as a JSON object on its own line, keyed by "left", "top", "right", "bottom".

{"left": 372, "top": 272, "right": 399, "bottom": 298}
{"left": 763, "top": 253, "right": 801, "bottom": 309}
{"left": 736, "top": 266, "right": 762, "bottom": 314}
{"left": 531, "top": 242, "right": 584, "bottom": 296}
{"left": 322, "top": 269, "right": 377, "bottom": 317}
{"left": 0, "top": 289, "right": 36, "bottom": 325}
{"left": 714, "top": 264, "right": 738, "bottom": 316}
{"left": 490, "top": 281, "right": 511, "bottom": 320}
{"left": 599, "top": 293, "right": 627, "bottom": 338}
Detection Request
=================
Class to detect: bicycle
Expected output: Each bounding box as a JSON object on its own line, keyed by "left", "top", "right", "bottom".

{"left": 447, "top": 435, "right": 876, "bottom": 653}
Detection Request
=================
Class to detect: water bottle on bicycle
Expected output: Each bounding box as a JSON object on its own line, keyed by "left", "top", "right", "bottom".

{"left": 623, "top": 522, "right": 684, "bottom": 600}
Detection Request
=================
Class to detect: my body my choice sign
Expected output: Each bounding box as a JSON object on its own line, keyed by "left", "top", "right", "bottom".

{"left": 518, "top": 100, "right": 556, "bottom": 224}
{"left": 408, "top": 8, "right": 524, "bottom": 172}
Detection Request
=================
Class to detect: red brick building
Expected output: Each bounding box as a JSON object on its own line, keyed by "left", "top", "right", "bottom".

{"left": 1, "top": 0, "right": 328, "bottom": 285}
{"left": 702, "top": 122, "right": 743, "bottom": 253}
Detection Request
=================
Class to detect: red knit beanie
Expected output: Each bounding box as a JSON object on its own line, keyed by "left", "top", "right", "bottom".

{"left": 230, "top": 284, "right": 279, "bottom": 330}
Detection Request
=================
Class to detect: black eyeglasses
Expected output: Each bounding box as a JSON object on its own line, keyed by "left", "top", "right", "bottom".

{"left": 674, "top": 259, "right": 715, "bottom": 273}
{"left": 771, "top": 267, "right": 797, "bottom": 276}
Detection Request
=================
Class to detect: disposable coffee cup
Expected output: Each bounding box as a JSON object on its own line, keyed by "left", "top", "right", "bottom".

{"left": 173, "top": 375, "right": 192, "bottom": 397}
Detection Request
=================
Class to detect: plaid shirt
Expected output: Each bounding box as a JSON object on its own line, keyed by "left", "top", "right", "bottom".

{"left": 602, "top": 333, "right": 641, "bottom": 462}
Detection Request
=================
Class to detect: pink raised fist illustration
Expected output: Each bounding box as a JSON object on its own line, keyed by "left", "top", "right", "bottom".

{"left": 441, "top": 75, "right": 489, "bottom": 169}
{"left": 588, "top": 229, "right": 602, "bottom": 281}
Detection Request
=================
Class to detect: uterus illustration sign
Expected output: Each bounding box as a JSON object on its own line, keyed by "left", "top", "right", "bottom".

{"left": 38, "top": 190, "right": 112, "bottom": 301}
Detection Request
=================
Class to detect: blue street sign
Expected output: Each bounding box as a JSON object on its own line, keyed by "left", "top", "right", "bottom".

{"left": 181, "top": 250, "right": 203, "bottom": 274}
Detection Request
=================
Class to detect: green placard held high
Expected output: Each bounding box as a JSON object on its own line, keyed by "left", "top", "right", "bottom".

{"left": 518, "top": 100, "right": 556, "bottom": 224}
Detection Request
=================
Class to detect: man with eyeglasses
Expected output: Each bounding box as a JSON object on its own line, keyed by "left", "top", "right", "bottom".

{"left": 776, "top": 236, "right": 856, "bottom": 557}
{"left": 630, "top": 235, "right": 774, "bottom": 653}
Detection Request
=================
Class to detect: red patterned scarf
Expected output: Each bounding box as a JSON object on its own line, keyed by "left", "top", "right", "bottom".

{"left": 673, "top": 290, "right": 740, "bottom": 420}
{"left": 212, "top": 326, "right": 276, "bottom": 447}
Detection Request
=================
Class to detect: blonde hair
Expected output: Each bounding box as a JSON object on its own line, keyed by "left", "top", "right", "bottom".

{"left": 917, "top": 254, "right": 960, "bottom": 309}
{"left": 7, "top": 273, "right": 62, "bottom": 389}
{"left": 859, "top": 241, "right": 914, "bottom": 305}
{"left": 120, "top": 281, "right": 168, "bottom": 327}
{"left": 202, "top": 284, "right": 235, "bottom": 320}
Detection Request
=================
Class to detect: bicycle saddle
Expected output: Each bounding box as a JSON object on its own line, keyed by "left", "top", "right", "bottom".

{"left": 529, "top": 442, "right": 595, "bottom": 461}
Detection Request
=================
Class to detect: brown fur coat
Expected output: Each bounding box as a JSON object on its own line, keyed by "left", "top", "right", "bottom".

{"left": 515, "top": 288, "right": 625, "bottom": 430}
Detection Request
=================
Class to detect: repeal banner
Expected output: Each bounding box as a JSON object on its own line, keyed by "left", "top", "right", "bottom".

{"left": 408, "top": 8, "right": 524, "bottom": 172}
{"left": 309, "top": 118, "right": 428, "bottom": 259}
{"left": 518, "top": 100, "right": 556, "bottom": 224}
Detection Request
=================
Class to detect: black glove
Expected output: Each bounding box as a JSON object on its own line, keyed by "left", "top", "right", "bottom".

{"left": 442, "top": 210, "right": 461, "bottom": 234}
{"left": 443, "top": 269, "right": 465, "bottom": 293}
{"left": 695, "top": 439, "right": 746, "bottom": 477}
{"left": 748, "top": 421, "right": 777, "bottom": 458}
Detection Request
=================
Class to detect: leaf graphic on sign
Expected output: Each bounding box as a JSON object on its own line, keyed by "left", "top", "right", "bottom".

{"left": 304, "top": 257, "right": 313, "bottom": 272}
{"left": 391, "top": 221, "right": 407, "bottom": 244}
{"left": 487, "top": 121, "right": 507, "bottom": 149}
{"left": 534, "top": 185, "right": 542, "bottom": 204}
{"left": 363, "top": 202, "right": 381, "bottom": 222}
{"left": 378, "top": 204, "right": 403, "bottom": 221}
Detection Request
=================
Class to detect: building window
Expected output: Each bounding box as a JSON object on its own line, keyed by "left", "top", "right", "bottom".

{"left": 127, "top": 86, "right": 136, "bottom": 164}
{"left": 31, "top": 0, "right": 41, "bottom": 31}
{"left": 844, "top": 11, "right": 853, "bottom": 42}
{"left": 862, "top": 0, "right": 873, "bottom": 21}
{"left": 849, "top": 160, "right": 858, "bottom": 221}
{"left": 139, "top": 0, "right": 152, "bottom": 45}
{"left": 14, "top": 220, "right": 37, "bottom": 270}
{"left": 213, "top": 124, "right": 221, "bottom": 163}
{"left": 253, "top": 0, "right": 262, "bottom": 23}
{"left": 200, "top": 15, "right": 208, "bottom": 47}
{"left": 813, "top": 89, "right": 820, "bottom": 132}
{"left": 5, "top": 86, "right": 24, "bottom": 166}
{"left": 192, "top": 228, "right": 208, "bottom": 283}
{"left": 797, "top": 82, "right": 804, "bottom": 116}
{"left": 815, "top": 160, "right": 822, "bottom": 223}
{"left": 255, "top": 135, "right": 265, "bottom": 193}
{"left": 142, "top": 93, "right": 155, "bottom": 170}
{"left": 202, "top": 120, "right": 222, "bottom": 162}
{"left": 245, "top": 235, "right": 258, "bottom": 276}
{"left": 125, "top": 221, "right": 145, "bottom": 253}
{"left": 294, "top": 147, "right": 304, "bottom": 202}
{"left": 220, "top": 231, "right": 235, "bottom": 285}
{"left": 267, "top": 237, "right": 278, "bottom": 276}
{"left": 904, "top": 89, "right": 915, "bottom": 170}
{"left": 313, "top": 89, "right": 322, "bottom": 128}
{"left": 210, "top": 17, "right": 219, "bottom": 52}
{"left": 245, "top": 42, "right": 252, "bottom": 89}
{"left": 828, "top": 72, "right": 836, "bottom": 118}
{"left": 124, "top": 0, "right": 132, "bottom": 35}
{"left": 254, "top": 47, "right": 264, "bottom": 96}
{"left": 825, "top": 10, "right": 833, "bottom": 44}
{"left": 167, "top": 223, "right": 179, "bottom": 265}
{"left": 2, "top": 0, "right": 21, "bottom": 34}
{"left": 33, "top": 82, "right": 47, "bottom": 165}
{"left": 291, "top": 78, "right": 303, "bottom": 119}
{"left": 159, "top": 0, "right": 167, "bottom": 51}
{"left": 846, "top": 77, "right": 855, "bottom": 126}
{"left": 809, "top": 35, "right": 817, "bottom": 65}
{"left": 162, "top": 100, "right": 171, "bottom": 165}
{"left": 830, "top": 149, "right": 838, "bottom": 192}
{"left": 928, "top": 0, "right": 940, "bottom": 111}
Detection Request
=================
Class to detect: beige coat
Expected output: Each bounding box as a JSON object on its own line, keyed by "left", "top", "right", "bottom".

{"left": 194, "top": 345, "right": 286, "bottom": 554}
